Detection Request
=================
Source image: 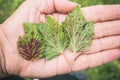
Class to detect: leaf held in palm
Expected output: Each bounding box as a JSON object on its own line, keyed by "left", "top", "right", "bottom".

{"left": 17, "top": 5, "right": 94, "bottom": 61}
{"left": 17, "top": 23, "right": 44, "bottom": 61}
{"left": 62, "top": 6, "right": 94, "bottom": 53}
{"left": 37, "top": 16, "right": 69, "bottom": 60}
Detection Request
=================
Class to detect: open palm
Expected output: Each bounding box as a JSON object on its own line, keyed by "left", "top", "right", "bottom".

{"left": 0, "top": 0, "right": 120, "bottom": 78}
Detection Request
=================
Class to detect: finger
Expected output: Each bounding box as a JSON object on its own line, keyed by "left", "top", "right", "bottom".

{"left": 47, "top": 13, "right": 66, "bottom": 24}
{"left": 39, "top": 14, "right": 46, "bottom": 23}
{"left": 72, "top": 49, "right": 120, "bottom": 72}
{"left": 30, "top": 0, "right": 77, "bottom": 14}
{"left": 94, "top": 20, "right": 120, "bottom": 38}
{"left": 54, "top": 0, "right": 77, "bottom": 13}
{"left": 52, "top": 13, "right": 67, "bottom": 23}
{"left": 84, "top": 35, "right": 120, "bottom": 54}
{"left": 51, "top": 13, "right": 67, "bottom": 24}
{"left": 81, "top": 5, "right": 120, "bottom": 22}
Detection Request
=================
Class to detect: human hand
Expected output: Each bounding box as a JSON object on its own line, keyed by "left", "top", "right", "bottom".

{"left": 0, "top": 0, "right": 120, "bottom": 78}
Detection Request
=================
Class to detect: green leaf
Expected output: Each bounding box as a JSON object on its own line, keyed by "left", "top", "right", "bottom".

{"left": 37, "top": 16, "right": 69, "bottom": 60}
{"left": 62, "top": 5, "right": 94, "bottom": 53}
{"left": 17, "top": 23, "right": 44, "bottom": 61}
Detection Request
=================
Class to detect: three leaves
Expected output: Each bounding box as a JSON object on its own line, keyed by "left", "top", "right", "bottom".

{"left": 17, "top": 6, "right": 94, "bottom": 61}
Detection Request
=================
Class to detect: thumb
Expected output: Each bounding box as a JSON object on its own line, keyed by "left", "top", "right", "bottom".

{"left": 54, "top": 0, "right": 77, "bottom": 13}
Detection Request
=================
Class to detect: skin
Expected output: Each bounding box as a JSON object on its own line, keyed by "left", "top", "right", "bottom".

{"left": 0, "top": 0, "right": 120, "bottom": 78}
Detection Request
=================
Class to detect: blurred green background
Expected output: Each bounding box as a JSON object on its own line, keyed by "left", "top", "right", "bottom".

{"left": 0, "top": 0, "right": 120, "bottom": 80}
